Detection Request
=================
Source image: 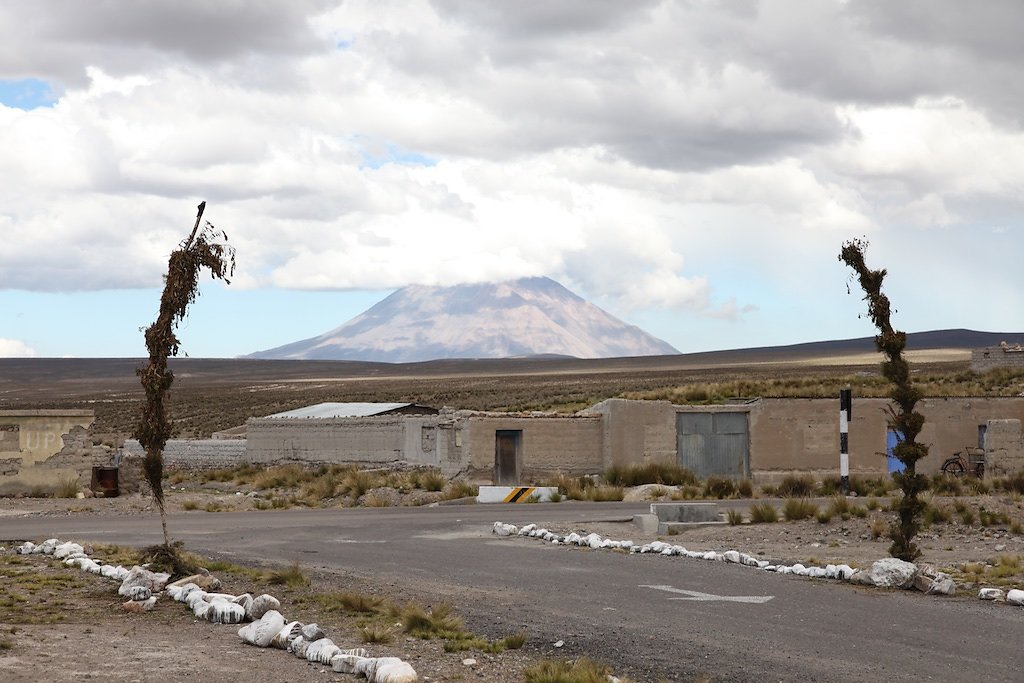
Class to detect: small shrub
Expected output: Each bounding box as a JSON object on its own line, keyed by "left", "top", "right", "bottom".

{"left": 182, "top": 500, "right": 199, "bottom": 511}
{"left": 782, "top": 498, "right": 817, "bottom": 521}
{"left": 979, "top": 508, "right": 1011, "bottom": 527}
{"left": 817, "top": 475, "right": 841, "bottom": 496}
{"left": 776, "top": 474, "right": 815, "bottom": 498}
{"left": 816, "top": 509, "right": 833, "bottom": 524}
{"left": 203, "top": 501, "right": 227, "bottom": 513}
{"left": 1011, "top": 520, "right": 1023, "bottom": 535}
{"left": 703, "top": 476, "right": 736, "bottom": 499}
{"left": 726, "top": 509, "right": 744, "bottom": 526}
{"left": 646, "top": 485, "right": 669, "bottom": 501}
{"left": 849, "top": 505, "right": 868, "bottom": 519}
{"left": 865, "top": 497, "right": 880, "bottom": 511}
{"left": 749, "top": 502, "right": 778, "bottom": 524}
{"left": 737, "top": 479, "right": 754, "bottom": 498}
{"left": 967, "top": 478, "right": 990, "bottom": 495}
{"left": 547, "top": 490, "right": 564, "bottom": 503}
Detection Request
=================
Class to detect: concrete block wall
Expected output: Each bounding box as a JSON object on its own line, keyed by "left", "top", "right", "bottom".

{"left": 123, "top": 439, "right": 247, "bottom": 471}
{"left": 972, "top": 347, "right": 1024, "bottom": 372}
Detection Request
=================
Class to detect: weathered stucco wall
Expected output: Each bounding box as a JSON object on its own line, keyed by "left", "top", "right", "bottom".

{"left": 464, "top": 415, "right": 603, "bottom": 482}
{"left": 748, "top": 397, "right": 1024, "bottom": 482}
{"left": 244, "top": 414, "right": 462, "bottom": 469}
{"left": 584, "top": 399, "right": 676, "bottom": 468}
{"left": 0, "top": 409, "right": 98, "bottom": 492}
{"left": 980, "top": 419, "right": 1024, "bottom": 478}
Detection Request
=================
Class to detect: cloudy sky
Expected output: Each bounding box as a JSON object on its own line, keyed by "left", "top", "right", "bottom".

{"left": 1, "top": 0, "right": 1022, "bottom": 359}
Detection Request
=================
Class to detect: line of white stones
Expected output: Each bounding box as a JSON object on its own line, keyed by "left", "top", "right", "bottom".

{"left": 9, "top": 539, "right": 418, "bottom": 682}
{"left": 492, "top": 521, "right": 1024, "bottom": 604}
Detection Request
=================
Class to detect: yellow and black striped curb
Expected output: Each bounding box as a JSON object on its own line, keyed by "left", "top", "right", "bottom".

{"left": 502, "top": 486, "right": 537, "bottom": 503}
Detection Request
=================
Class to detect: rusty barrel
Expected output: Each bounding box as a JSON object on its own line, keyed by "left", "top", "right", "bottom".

{"left": 90, "top": 466, "right": 119, "bottom": 498}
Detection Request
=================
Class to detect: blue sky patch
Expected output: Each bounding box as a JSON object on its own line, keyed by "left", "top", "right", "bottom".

{"left": 0, "top": 78, "right": 58, "bottom": 110}
{"left": 359, "top": 141, "right": 437, "bottom": 169}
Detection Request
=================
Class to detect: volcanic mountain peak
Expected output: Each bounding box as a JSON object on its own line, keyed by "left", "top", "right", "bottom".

{"left": 248, "top": 277, "right": 679, "bottom": 362}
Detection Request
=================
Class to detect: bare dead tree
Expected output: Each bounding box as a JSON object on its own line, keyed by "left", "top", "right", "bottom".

{"left": 135, "top": 202, "right": 235, "bottom": 549}
{"left": 839, "top": 238, "right": 927, "bottom": 561}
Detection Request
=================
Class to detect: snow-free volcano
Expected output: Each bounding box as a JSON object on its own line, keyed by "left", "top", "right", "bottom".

{"left": 248, "top": 277, "right": 679, "bottom": 362}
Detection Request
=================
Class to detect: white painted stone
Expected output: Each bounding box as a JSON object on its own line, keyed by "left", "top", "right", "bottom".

{"left": 306, "top": 638, "right": 341, "bottom": 664}
{"left": 248, "top": 594, "right": 281, "bottom": 621}
{"left": 239, "top": 610, "right": 286, "bottom": 648}
{"left": 492, "top": 522, "right": 518, "bottom": 537}
{"left": 851, "top": 559, "right": 918, "bottom": 589}
{"left": 723, "top": 550, "right": 741, "bottom": 564}
{"left": 979, "top": 588, "right": 1005, "bottom": 601}
{"left": 118, "top": 566, "right": 171, "bottom": 597}
{"left": 53, "top": 542, "right": 84, "bottom": 560}
{"left": 1006, "top": 589, "right": 1024, "bottom": 606}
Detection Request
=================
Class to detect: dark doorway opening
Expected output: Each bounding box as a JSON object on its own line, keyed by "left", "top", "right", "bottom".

{"left": 494, "top": 430, "right": 522, "bottom": 485}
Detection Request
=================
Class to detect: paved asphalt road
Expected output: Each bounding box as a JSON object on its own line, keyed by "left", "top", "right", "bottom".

{"left": 3, "top": 502, "right": 1020, "bottom": 682}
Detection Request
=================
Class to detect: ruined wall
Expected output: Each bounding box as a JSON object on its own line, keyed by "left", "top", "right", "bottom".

{"left": 464, "top": 414, "right": 603, "bottom": 483}
{"left": 0, "top": 410, "right": 98, "bottom": 492}
{"left": 981, "top": 419, "right": 1024, "bottom": 478}
{"left": 971, "top": 346, "right": 1024, "bottom": 372}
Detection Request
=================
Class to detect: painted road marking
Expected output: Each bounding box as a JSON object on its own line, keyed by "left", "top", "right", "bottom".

{"left": 639, "top": 584, "right": 774, "bottom": 604}
{"left": 503, "top": 487, "right": 537, "bottom": 503}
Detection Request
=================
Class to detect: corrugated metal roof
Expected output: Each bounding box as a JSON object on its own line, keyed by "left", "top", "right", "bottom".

{"left": 265, "top": 402, "right": 416, "bottom": 419}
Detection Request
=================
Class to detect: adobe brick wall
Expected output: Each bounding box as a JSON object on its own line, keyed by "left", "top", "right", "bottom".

{"left": 463, "top": 414, "right": 603, "bottom": 482}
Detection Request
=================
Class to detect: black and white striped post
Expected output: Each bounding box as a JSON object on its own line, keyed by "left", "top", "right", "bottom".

{"left": 840, "top": 388, "right": 852, "bottom": 495}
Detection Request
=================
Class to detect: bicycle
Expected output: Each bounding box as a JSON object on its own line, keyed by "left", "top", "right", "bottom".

{"left": 940, "top": 447, "right": 985, "bottom": 477}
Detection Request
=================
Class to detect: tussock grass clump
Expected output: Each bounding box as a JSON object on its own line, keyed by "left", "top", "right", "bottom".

{"left": 782, "top": 498, "right": 817, "bottom": 521}
{"left": 703, "top": 476, "right": 736, "bottom": 499}
{"left": 138, "top": 541, "right": 201, "bottom": 578}
{"left": 816, "top": 508, "right": 833, "bottom": 524}
{"left": 181, "top": 500, "right": 199, "bottom": 511}
{"left": 417, "top": 469, "right": 447, "bottom": 492}
{"left": 669, "top": 485, "right": 703, "bottom": 500}
{"left": 362, "top": 492, "right": 392, "bottom": 507}
{"left": 335, "top": 591, "right": 382, "bottom": 614}
{"left": 604, "top": 462, "right": 697, "bottom": 487}
{"left": 586, "top": 485, "right": 624, "bottom": 502}
{"left": 869, "top": 517, "right": 887, "bottom": 539}
{"left": 55, "top": 476, "right": 80, "bottom": 499}
{"left": 268, "top": 561, "right": 309, "bottom": 588}
{"left": 922, "top": 504, "right": 951, "bottom": 526}
{"left": 979, "top": 508, "right": 1012, "bottom": 527}
{"left": 776, "top": 474, "right": 816, "bottom": 498}
{"left": 442, "top": 480, "right": 479, "bottom": 501}
{"left": 994, "top": 473, "right": 1024, "bottom": 495}
{"left": 726, "top": 509, "right": 744, "bottom": 526}
{"left": 543, "top": 473, "right": 595, "bottom": 501}
{"left": 737, "top": 479, "right": 754, "bottom": 498}
{"left": 749, "top": 502, "right": 778, "bottom": 524}
{"left": 524, "top": 657, "right": 619, "bottom": 683}
{"left": 931, "top": 474, "right": 963, "bottom": 496}
{"left": 360, "top": 625, "right": 393, "bottom": 644}
{"left": 401, "top": 602, "right": 464, "bottom": 639}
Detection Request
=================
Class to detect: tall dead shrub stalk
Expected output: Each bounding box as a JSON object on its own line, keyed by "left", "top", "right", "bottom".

{"left": 135, "top": 202, "right": 235, "bottom": 548}
{"left": 839, "top": 238, "right": 927, "bottom": 561}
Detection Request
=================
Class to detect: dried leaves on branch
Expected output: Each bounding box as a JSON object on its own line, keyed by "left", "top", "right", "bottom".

{"left": 135, "top": 202, "right": 235, "bottom": 548}
{"left": 839, "top": 238, "right": 927, "bottom": 561}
